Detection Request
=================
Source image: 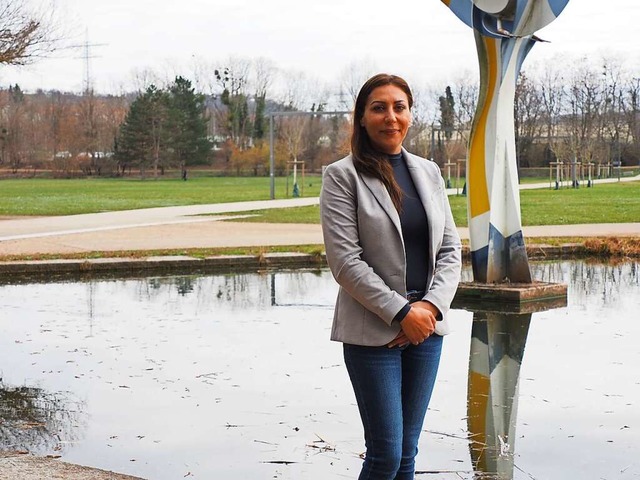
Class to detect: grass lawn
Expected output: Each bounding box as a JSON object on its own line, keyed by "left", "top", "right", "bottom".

{"left": 233, "top": 181, "right": 640, "bottom": 227}
{"left": 519, "top": 182, "right": 640, "bottom": 225}
{"left": 0, "top": 176, "right": 323, "bottom": 216}
{"left": 1, "top": 177, "right": 638, "bottom": 226}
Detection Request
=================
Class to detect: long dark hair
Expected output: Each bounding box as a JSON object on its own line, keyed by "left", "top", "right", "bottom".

{"left": 352, "top": 73, "right": 413, "bottom": 211}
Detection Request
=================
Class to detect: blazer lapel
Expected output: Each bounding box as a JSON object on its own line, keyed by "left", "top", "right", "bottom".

{"left": 360, "top": 172, "right": 403, "bottom": 239}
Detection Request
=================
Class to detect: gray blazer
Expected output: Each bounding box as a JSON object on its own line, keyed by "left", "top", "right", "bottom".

{"left": 320, "top": 148, "right": 462, "bottom": 346}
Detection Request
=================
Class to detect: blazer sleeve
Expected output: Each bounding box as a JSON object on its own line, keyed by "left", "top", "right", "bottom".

{"left": 320, "top": 161, "right": 409, "bottom": 325}
{"left": 423, "top": 174, "right": 462, "bottom": 321}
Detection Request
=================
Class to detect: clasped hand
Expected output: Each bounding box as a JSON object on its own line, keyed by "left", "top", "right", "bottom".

{"left": 387, "top": 301, "right": 437, "bottom": 348}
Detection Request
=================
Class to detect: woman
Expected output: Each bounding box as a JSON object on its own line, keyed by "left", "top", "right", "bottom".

{"left": 320, "top": 73, "right": 462, "bottom": 479}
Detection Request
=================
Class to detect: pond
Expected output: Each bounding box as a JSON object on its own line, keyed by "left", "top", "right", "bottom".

{"left": 0, "top": 260, "right": 638, "bottom": 479}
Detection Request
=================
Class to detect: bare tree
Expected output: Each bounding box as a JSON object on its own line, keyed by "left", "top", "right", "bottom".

{"left": 251, "top": 57, "right": 276, "bottom": 143}
{"left": 404, "top": 85, "right": 438, "bottom": 158}
{"left": 128, "top": 67, "right": 165, "bottom": 94}
{"left": 537, "top": 60, "right": 565, "bottom": 165}
{"left": 279, "top": 116, "right": 307, "bottom": 162}
{"left": 215, "top": 57, "right": 252, "bottom": 148}
{"left": 452, "top": 73, "right": 478, "bottom": 146}
{"left": 514, "top": 72, "right": 544, "bottom": 168}
{"left": 622, "top": 75, "right": 640, "bottom": 164}
{"left": 0, "top": 85, "right": 27, "bottom": 172}
{"left": 0, "top": 0, "right": 61, "bottom": 65}
{"left": 565, "top": 59, "right": 605, "bottom": 167}
{"left": 252, "top": 57, "right": 276, "bottom": 99}
{"left": 600, "top": 58, "right": 627, "bottom": 168}
{"left": 279, "top": 69, "right": 326, "bottom": 111}
{"left": 338, "top": 58, "right": 379, "bottom": 109}
{"left": 421, "top": 83, "right": 468, "bottom": 165}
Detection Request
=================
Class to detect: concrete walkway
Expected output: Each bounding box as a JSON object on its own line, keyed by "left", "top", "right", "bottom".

{"left": 443, "top": 172, "right": 640, "bottom": 195}
{"left": 2, "top": 174, "right": 638, "bottom": 255}
{"left": 0, "top": 196, "right": 639, "bottom": 256}
{"left": 0, "top": 197, "right": 321, "bottom": 241}
{"left": 0, "top": 198, "right": 323, "bottom": 256}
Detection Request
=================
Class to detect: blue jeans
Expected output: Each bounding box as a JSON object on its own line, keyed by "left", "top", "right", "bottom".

{"left": 343, "top": 334, "right": 443, "bottom": 480}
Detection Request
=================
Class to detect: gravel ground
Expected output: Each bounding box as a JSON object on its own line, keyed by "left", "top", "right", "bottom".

{"left": 0, "top": 452, "right": 145, "bottom": 480}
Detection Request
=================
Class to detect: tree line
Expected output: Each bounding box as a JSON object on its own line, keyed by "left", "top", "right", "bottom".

{"left": 0, "top": 0, "right": 637, "bottom": 178}
{"left": 425, "top": 57, "right": 639, "bottom": 174}
{"left": 0, "top": 55, "right": 638, "bottom": 178}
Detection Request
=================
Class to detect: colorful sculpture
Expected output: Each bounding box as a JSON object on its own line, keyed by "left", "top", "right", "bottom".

{"left": 440, "top": 0, "right": 570, "bottom": 283}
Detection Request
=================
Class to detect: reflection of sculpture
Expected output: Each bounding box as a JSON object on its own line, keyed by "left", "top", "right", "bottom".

{"left": 467, "top": 313, "right": 531, "bottom": 479}
{"left": 440, "top": 0, "right": 570, "bottom": 283}
{"left": 0, "top": 380, "right": 85, "bottom": 454}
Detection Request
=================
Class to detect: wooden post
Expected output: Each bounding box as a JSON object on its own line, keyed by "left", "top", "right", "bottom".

{"left": 549, "top": 161, "right": 563, "bottom": 190}
{"left": 444, "top": 160, "right": 455, "bottom": 189}
{"left": 456, "top": 159, "right": 465, "bottom": 196}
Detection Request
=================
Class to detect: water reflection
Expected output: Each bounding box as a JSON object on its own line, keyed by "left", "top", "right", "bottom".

{"left": 127, "top": 270, "right": 332, "bottom": 311}
{"left": 0, "top": 261, "right": 637, "bottom": 479}
{"left": 0, "top": 379, "right": 85, "bottom": 454}
{"left": 475, "top": 260, "right": 640, "bottom": 307}
{"left": 467, "top": 313, "right": 531, "bottom": 480}
{"left": 461, "top": 260, "right": 639, "bottom": 479}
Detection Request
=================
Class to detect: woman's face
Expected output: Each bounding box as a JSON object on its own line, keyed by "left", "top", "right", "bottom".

{"left": 360, "top": 84, "right": 412, "bottom": 155}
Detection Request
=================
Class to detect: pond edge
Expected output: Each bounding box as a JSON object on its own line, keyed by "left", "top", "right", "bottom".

{"left": 0, "top": 243, "right": 622, "bottom": 284}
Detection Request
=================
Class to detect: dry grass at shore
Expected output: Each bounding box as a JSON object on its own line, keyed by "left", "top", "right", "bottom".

{"left": 583, "top": 237, "right": 640, "bottom": 257}
{"left": 0, "top": 237, "right": 638, "bottom": 264}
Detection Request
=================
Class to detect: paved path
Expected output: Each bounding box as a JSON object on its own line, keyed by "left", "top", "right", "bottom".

{"left": 0, "top": 197, "right": 321, "bottom": 241}
{"left": 0, "top": 198, "right": 322, "bottom": 255}
{"left": 0, "top": 195, "right": 638, "bottom": 256}
{"left": 1, "top": 175, "right": 638, "bottom": 255}
{"left": 443, "top": 173, "right": 640, "bottom": 195}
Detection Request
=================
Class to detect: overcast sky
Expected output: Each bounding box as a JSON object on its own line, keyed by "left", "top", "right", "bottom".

{"left": 1, "top": 0, "right": 638, "bottom": 95}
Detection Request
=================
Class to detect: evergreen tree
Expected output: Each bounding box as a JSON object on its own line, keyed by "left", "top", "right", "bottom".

{"left": 165, "top": 76, "right": 212, "bottom": 174}
{"left": 116, "top": 78, "right": 211, "bottom": 178}
{"left": 439, "top": 85, "right": 455, "bottom": 140}
{"left": 2, "top": 84, "right": 26, "bottom": 172}
{"left": 116, "top": 85, "right": 168, "bottom": 177}
{"left": 253, "top": 94, "right": 266, "bottom": 141}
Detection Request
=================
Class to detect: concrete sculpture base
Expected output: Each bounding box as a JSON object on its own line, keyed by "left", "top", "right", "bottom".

{"left": 453, "top": 281, "right": 568, "bottom": 313}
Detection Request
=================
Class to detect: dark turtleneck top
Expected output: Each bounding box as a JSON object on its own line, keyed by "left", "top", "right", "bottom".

{"left": 388, "top": 152, "right": 430, "bottom": 322}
